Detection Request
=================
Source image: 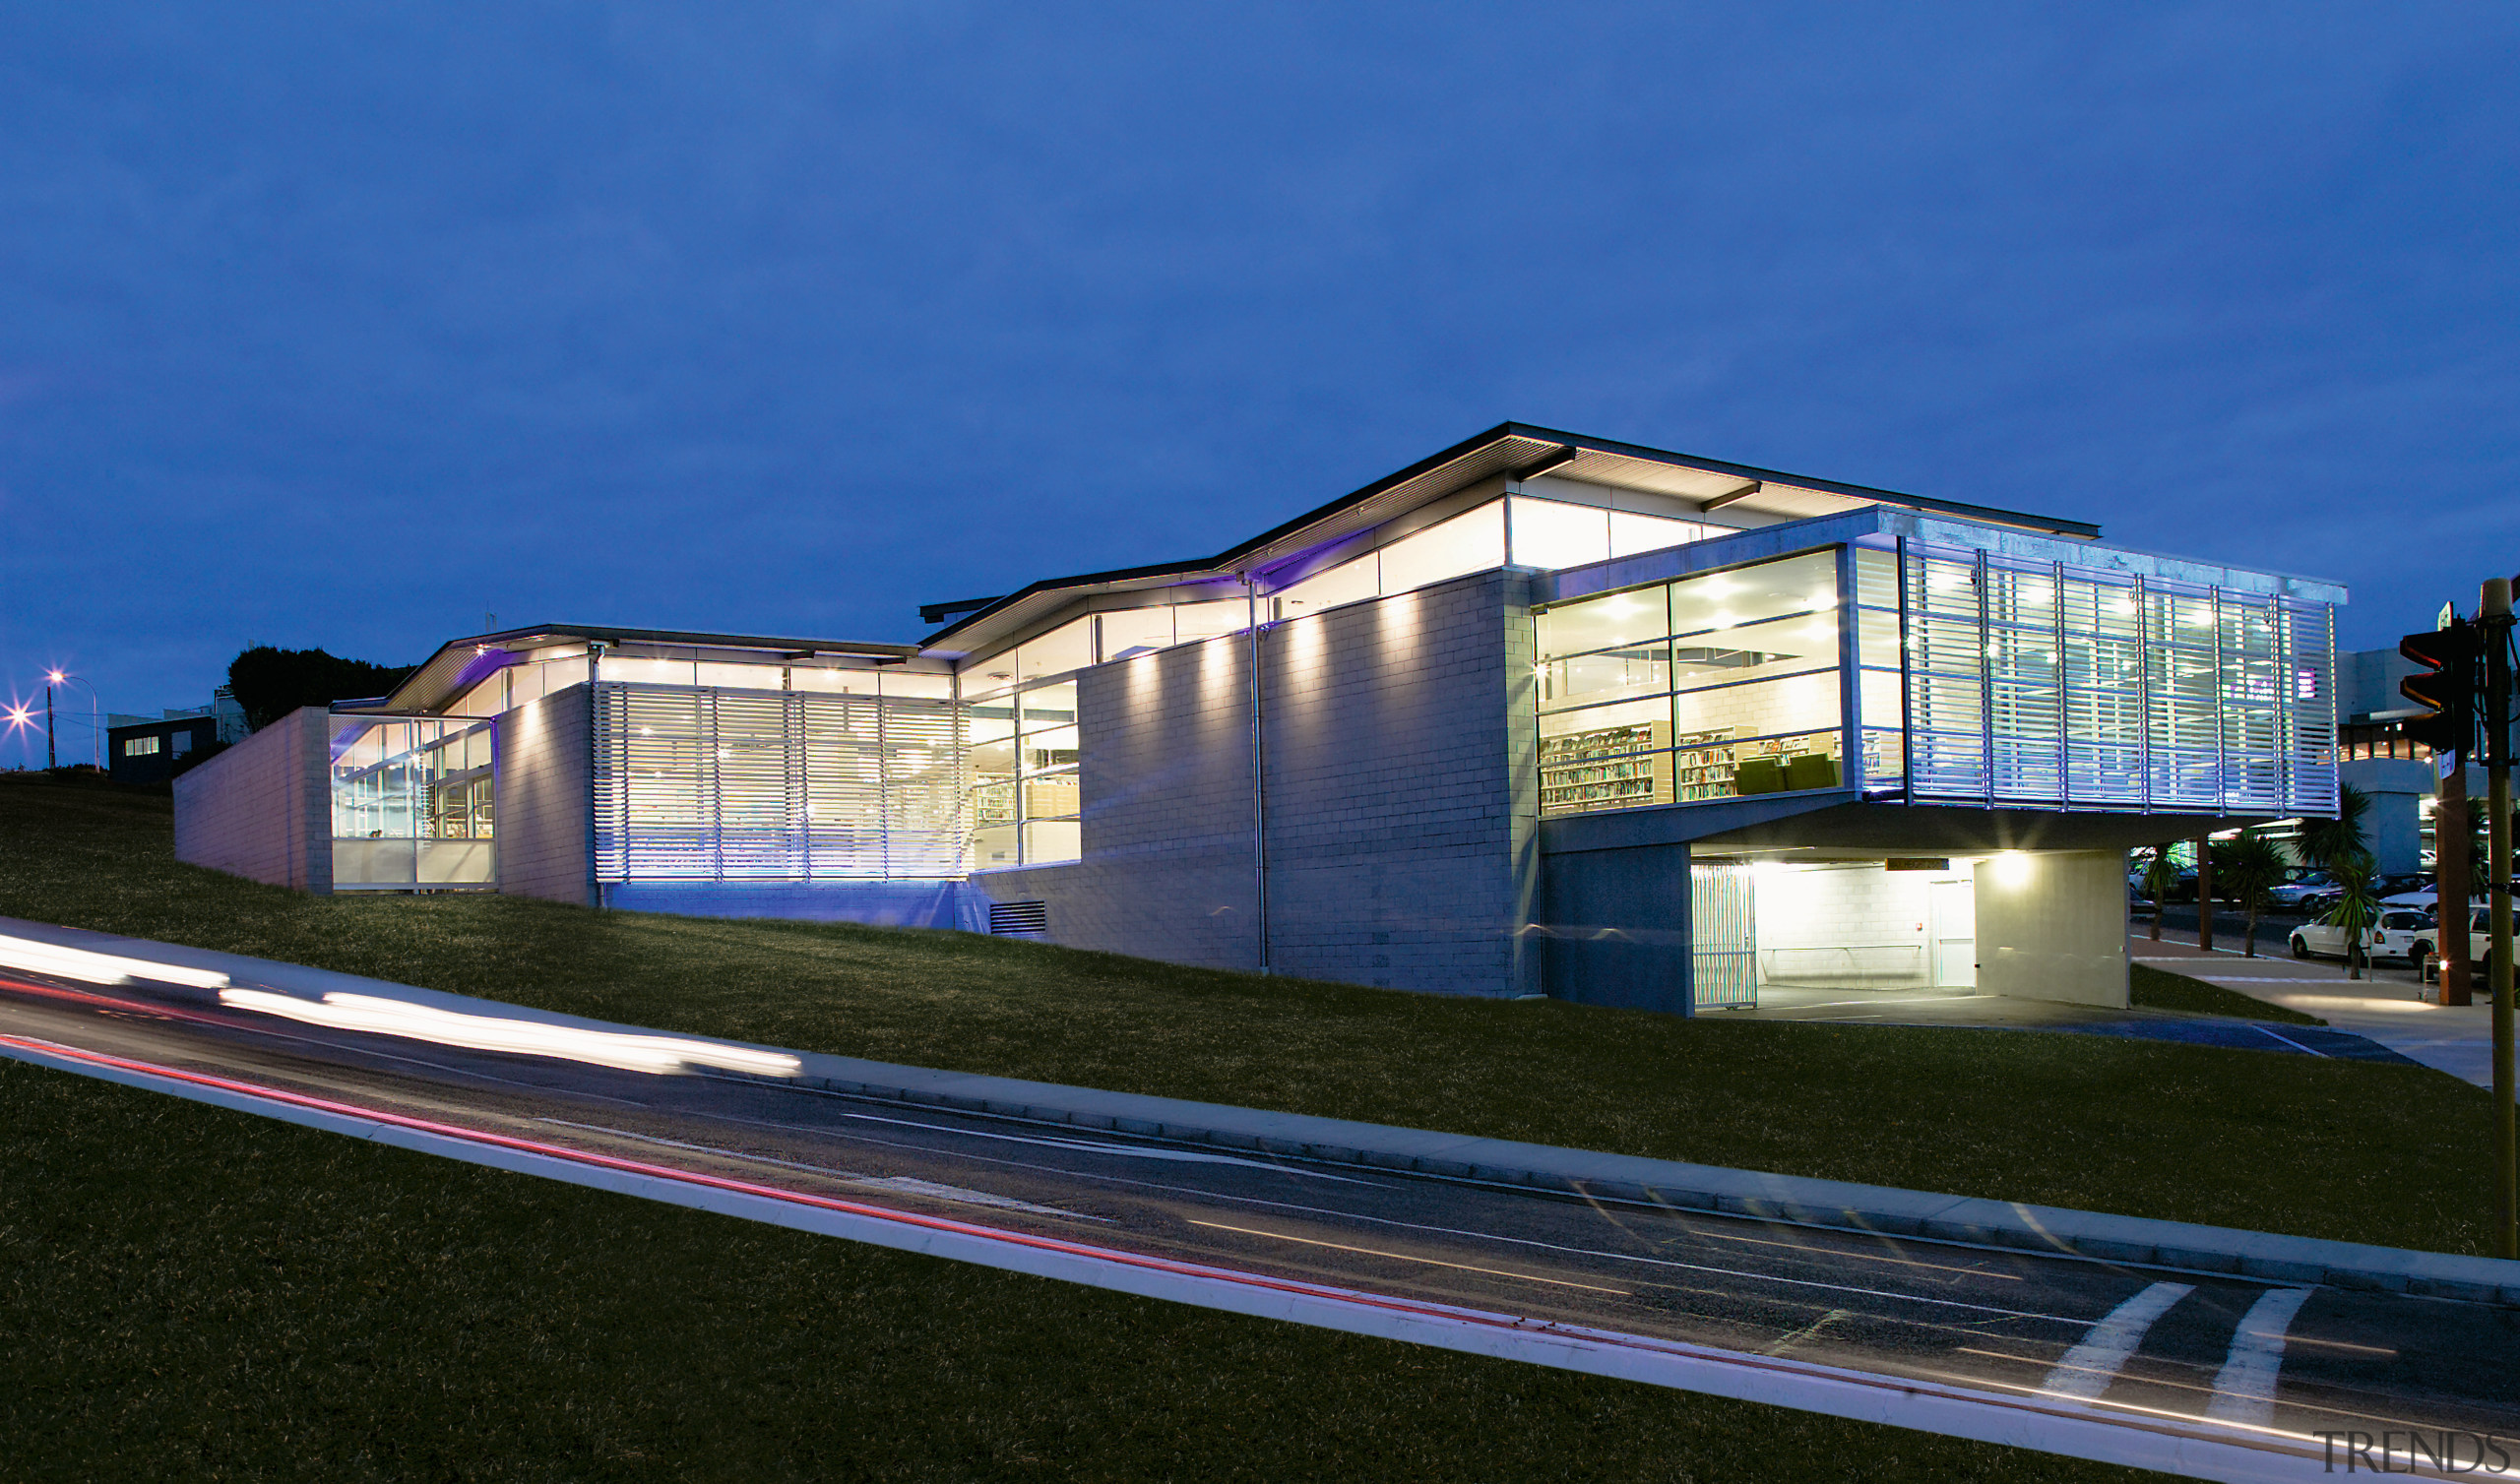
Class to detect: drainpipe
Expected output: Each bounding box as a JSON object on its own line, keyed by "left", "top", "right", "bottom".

{"left": 1245, "top": 575, "right": 1270, "bottom": 975}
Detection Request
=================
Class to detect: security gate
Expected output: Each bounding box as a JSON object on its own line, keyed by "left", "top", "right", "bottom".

{"left": 1690, "top": 860, "right": 1759, "bottom": 1010}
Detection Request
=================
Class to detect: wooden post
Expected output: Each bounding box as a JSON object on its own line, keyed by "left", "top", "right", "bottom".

{"left": 2195, "top": 833, "right": 2215, "bottom": 954}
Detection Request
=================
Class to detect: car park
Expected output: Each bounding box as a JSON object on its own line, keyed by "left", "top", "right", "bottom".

{"left": 2291, "top": 909, "right": 2436, "bottom": 965}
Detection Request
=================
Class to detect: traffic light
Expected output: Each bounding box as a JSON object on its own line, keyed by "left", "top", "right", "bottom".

{"left": 2402, "top": 618, "right": 2480, "bottom": 758}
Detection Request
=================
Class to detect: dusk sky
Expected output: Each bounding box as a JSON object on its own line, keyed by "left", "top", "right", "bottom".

{"left": 4, "top": 4, "right": 2514, "bottom": 766}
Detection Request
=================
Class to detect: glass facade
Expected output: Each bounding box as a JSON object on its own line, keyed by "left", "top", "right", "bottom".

{"left": 963, "top": 677, "right": 1080, "bottom": 869}
{"left": 1537, "top": 551, "right": 1845, "bottom": 815}
{"left": 591, "top": 677, "right": 966, "bottom": 882}
{"left": 1270, "top": 494, "right": 1709, "bottom": 623}
{"left": 329, "top": 714, "right": 498, "bottom": 888}
{"left": 1535, "top": 539, "right": 2340, "bottom": 821}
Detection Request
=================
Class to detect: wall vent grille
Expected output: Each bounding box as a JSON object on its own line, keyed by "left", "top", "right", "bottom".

{"left": 987, "top": 900, "right": 1048, "bottom": 938}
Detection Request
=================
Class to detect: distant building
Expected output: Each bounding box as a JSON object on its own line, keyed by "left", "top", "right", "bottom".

{"left": 108, "top": 688, "right": 248, "bottom": 785}
{"left": 2333, "top": 648, "right": 2474, "bottom": 876}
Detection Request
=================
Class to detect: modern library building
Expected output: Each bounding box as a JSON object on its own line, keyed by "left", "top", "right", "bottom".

{"left": 176, "top": 424, "right": 2345, "bottom": 1014}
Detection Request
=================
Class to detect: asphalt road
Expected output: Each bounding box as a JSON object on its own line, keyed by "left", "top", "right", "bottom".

{"left": 4, "top": 958, "right": 2516, "bottom": 1475}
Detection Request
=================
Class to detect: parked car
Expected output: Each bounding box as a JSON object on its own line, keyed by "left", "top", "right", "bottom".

{"left": 2441, "top": 906, "right": 2501, "bottom": 968}
{"left": 2126, "top": 863, "right": 2196, "bottom": 902}
{"left": 2292, "top": 874, "right": 2421, "bottom": 916}
{"left": 2291, "top": 909, "right": 2436, "bottom": 965}
{"left": 2266, "top": 872, "right": 2336, "bottom": 911}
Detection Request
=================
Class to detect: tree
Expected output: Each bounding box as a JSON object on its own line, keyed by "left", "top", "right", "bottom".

{"left": 2297, "top": 782, "right": 2372, "bottom": 873}
{"left": 2140, "top": 848, "right": 2181, "bottom": 943}
{"left": 2323, "top": 850, "right": 2381, "bottom": 981}
{"left": 2215, "top": 827, "right": 2288, "bottom": 958}
{"left": 226, "top": 647, "right": 414, "bottom": 731}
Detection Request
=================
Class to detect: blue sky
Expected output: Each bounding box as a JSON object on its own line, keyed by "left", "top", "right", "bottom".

{"left": 3, "top": 4, "right": 2514, "bottom": 764}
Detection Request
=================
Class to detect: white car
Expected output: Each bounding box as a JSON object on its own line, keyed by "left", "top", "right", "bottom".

{"left": 2381, "top": 885, "right": 2438, "bottom": 910}
{"left": 2290, "top": 910, "right": 2436, "bottom": 965}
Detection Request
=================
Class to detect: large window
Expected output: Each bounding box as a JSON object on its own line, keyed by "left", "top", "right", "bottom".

{"left": 1271, "top": 494, "right": 1711, "bottom": 625}
{"left": 963, "top": 676, "right": 1081, "bottom": 869}
{"left": 329, "top": 716, "right": 497, "bottom": 888}
{"left": 591, "top": 676, "right": 967, "bottom": 882}
{"left": 1536, "top": 550, "right": 1845, "bottom": 816}
{"left": 1538, "top": 539, "right": 2338, "bottom": 821}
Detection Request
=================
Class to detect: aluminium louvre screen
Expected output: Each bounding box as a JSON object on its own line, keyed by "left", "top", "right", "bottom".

{"left": 593, "top": 682, "right": 967, "bottom": 883}
{"left": 1898, "top": 543, "right": 2336, "bottom": 814}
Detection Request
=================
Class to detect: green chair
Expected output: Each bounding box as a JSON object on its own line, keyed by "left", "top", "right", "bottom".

{"left": 1784, "top": 753, "right": 1841, "bottom": 791}
{"left": 1733, "top": 757, "right": 1786, "bottom": 795}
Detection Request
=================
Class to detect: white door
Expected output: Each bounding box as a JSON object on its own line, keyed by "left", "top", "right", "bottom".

{"left": 1931, "top": 880, "right": 1977, "bottom": 987}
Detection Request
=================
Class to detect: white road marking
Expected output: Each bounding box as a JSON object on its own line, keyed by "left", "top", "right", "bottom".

{"left": 2041, "top": 1282, "right": 2193, "bottom": 1400}
{"left": 2253, "top": 1026, "right": 2326, "bottom": 1056}
{"left": 2205, "top": 1286, "right": 2316, "bottom": 1425}
{"left": 692, "top": 1109, "right": 2086, "bottom": 1321}
{"left": 537, "top": 1118, "right": 1102, "bottom": 1219}
{"left": 829, "top": 1107, "right": 1381, "bottom": 1183}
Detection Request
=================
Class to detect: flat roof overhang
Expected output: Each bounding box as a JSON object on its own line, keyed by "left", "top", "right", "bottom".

{"left": 346, "top": 623, "right": 926, "bottom": 716}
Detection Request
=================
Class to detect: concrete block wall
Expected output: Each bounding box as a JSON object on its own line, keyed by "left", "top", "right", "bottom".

{"left": 1751, "top": 863, "right": 1938, "bottom": 986}
{"left": 976, "top": 568, "right": 1543, "bottom": 996}
{"left": 497, "top": 683, "right": 595, "bottom": 906}
{"left": 172, "top": 706, "right": 331, "bottom": 892}
{"left": 1259, "top": 569, "right": 1540, "bottom": 996}
{"left": 1538, "top": 841, "right": 1693, "bottom": 1012}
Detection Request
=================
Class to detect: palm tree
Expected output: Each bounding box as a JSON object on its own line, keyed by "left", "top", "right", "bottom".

{"left": 2216, "top": 827, "right": 2288, "bottom": 958}
{"left": 2297, "top": 782, "right": 2372, "bottom": 872}
{"left": 2323, "top": 850, "right": 2380, "bottom": 980}
{"left": 2140, "top": 848, "right": 2181, "bottom": 943}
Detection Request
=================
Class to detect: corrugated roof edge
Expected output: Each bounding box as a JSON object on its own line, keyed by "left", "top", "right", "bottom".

{"left": 915, "top": 422, "right": 2105, "bottom": 649}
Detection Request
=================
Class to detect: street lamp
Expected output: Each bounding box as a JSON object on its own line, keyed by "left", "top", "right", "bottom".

{"left": 45, "top": 669, "right": 101, "bottom": 771}
{"left": 3, "top": 702, "right": 33, "bottom": 772}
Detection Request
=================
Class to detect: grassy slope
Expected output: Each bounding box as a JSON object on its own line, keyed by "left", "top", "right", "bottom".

{"left": 2128, "top": 962, "right": 2327, "bottom": 1026}
{"left": 0, "top": 776, "right": 2493, "bottom": 1259}
{"left": 0, "top": 1059, "right": 2159, "bottom": 1484}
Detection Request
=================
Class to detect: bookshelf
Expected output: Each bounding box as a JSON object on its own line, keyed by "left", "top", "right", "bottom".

{"left": 1540, "top": 719, "right": 1670, "bottom": 814}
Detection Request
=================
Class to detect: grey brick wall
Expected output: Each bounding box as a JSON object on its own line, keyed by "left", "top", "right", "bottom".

{"left": 1260, "top": 569, "right": 1540, "bottom": 996}
{"left": 497, "top": 683, "right": 594, "bottom": 906}
{"left": 173, "top": 706, "right": 331, "bottom": 892}
{"left": 975, "top": 568, "right": 1540, "bottom": 996}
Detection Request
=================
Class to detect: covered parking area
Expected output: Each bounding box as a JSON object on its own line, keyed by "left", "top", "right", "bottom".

{"left": 1541, "top": 796, "right": 2279, "bottom": 1017}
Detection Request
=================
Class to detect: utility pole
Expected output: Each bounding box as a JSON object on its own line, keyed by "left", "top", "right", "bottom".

{"left": 2195, "top": 833, "right": 2215, "bottom": 953}
{"left": 2482, "top": 577, "right": 2516, "bottom": 1261}
{"left": 43, "top": 682, "right": 54, "bottom": 772}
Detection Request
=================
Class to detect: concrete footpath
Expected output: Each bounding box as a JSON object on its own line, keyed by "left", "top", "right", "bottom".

{"left": 2133, "top": 930, "right": 2503, "bottom": 1092}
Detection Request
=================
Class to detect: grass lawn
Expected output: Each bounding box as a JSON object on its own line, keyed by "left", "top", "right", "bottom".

{"left": 0, "top": 775, "right": 2497, "bottom": 1255}
{"left": 2128, "top": 962, "right": 2327, "bottom": 1026}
